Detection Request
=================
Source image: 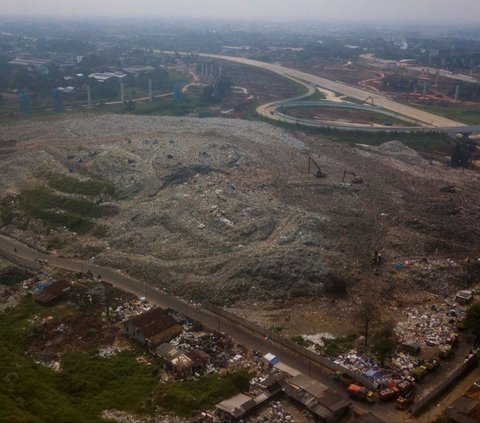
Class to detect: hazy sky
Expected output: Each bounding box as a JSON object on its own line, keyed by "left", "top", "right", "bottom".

{"left": 1, "top": 0, "right": 479, "bottom": 23}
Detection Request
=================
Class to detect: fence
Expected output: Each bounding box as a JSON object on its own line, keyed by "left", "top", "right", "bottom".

{"left": 410, "top": 354, "right": 478, "bottom": 416}
{"left": 205, "top": 303, "right": 375, "bottom": 389}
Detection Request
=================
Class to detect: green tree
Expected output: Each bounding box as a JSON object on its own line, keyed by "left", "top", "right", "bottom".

{"left": 373, "top": 322, "right": 397, "bottom": 366}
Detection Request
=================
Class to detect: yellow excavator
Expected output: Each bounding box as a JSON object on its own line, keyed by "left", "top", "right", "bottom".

{"left": 342, "top": 170, "right": 364, "bottom": 184}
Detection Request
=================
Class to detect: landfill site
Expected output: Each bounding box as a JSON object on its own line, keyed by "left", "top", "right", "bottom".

{"left": 1, "top": 113, "right": 480, "bottom": 422}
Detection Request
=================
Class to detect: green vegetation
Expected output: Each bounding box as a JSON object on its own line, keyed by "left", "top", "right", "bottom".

{"left": 372, "top": 323, "right": 398, "bottom": 366}
{"left": 48, "top": 175, "right": 116, "bottom": 198}
{"left": 4, "top": 187, "right": 119, "bottom": 234}
{"left": 410, "top": 102, "right": 480, "bottom": 126}
{"left": 154, "top": 371, "right": 251, "bottom": 417}
{"left": 0, "top": 297, "right": 158, "bottom": 423}
{"left": 316, "top": 334, "right": 357, "bottom": 357}
{"left": 303, "top": 89, "right": 326, "bottom": 101}
{"left": 262, "top": 117, "right": 453, "bottom": 153}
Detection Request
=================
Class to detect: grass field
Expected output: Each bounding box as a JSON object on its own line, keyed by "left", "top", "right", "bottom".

{"left": 410, "top": 102, "right": 480, "bottom": 126}
{"left": 154, "top": 371, "right": 251, "bottom": 417}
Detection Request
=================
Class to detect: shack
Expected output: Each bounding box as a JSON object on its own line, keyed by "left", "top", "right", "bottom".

{"left": 35, "top": 280, "right": 71, "bottom": 304}
{"left": 445, "top": 377, "right": 480, "bottom": 423}
{"left": 282, "top": 373, "right": 351, "bottom": 422}
{"left": 124, "top": 307, "right": 183, "bottom": 349}
{"left": 215, "top": 393, "right": 257, "bottom": 421}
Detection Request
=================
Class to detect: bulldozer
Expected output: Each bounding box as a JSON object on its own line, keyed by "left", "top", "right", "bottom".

{"left": 307, "top": 155, "right": 327, "bottom": 178}
{"left": 342, "top": 170, "right": 363, "bottom": 184}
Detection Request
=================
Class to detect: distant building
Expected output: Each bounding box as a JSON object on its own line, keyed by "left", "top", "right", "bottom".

{"left": 124, "top": 307, "right": 183, "bottom": 349}
{"left": 8, "top": 57, "right": 51, "bottom": 67}
{"left": 88, "top": 72, "right": 127, "bottom": 83}
{"left": 122, "top": 66, "right": 156, "bottom": 75}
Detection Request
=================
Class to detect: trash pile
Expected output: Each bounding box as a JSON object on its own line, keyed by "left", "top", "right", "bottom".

{"left": 169, "top": 323, "right": 257, "bottom": 374}
{"left": 109, "top": 297, "right": 153, "bottom": 322}
{"left": 247, "top": 401, "right": 301, "bottom": 423}
{"left": 395, "top": 300, "right": 464, "bottom": 348}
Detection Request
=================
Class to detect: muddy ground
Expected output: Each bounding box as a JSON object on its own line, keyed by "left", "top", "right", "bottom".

{"left": 1, "top": 114, "right": 480, "bottom": 337}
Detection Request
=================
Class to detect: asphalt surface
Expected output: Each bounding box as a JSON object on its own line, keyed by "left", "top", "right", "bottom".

{"left": 198, "top": 53, "right": 462, "bottom": 128}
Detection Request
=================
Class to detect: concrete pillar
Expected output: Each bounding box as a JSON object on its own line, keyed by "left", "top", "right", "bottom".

{"left": 423, "top": 81, "right": 427, "bottom": 98}
{"left": 120, "top": 80, "right": 125, "bottom": 104}
{"left": 455, "top": 85, "right": 460, "bottom": 101}
{"left": 434, "top": 71, "right": 439, "bottom": 86}
{"left": 87, "top": 85, "right": 92, "bottom": 108}
{"left": 148, "top": 78, "right": 153, "bottom": 102}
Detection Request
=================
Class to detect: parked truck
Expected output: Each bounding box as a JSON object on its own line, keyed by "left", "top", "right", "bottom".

{"left": 379, "top": 386, "right": 400, "bottom": 402}
{"left": 347, "top": 384, "right": 376, "bottom": 403}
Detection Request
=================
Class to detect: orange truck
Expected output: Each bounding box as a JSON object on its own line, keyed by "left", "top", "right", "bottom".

{"left": 347, "top": 384, "right": 376, "bottom": 403}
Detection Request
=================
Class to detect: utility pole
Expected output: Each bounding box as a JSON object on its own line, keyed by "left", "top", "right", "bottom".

{"left": 120, "top": 80, "right": 125, "bottom": 104}
{"left": 87, "top": 85, "right": 92, "bottom": 108}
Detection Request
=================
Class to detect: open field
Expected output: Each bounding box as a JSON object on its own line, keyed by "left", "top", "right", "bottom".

{"left": 409, "top": 102, "right": 480, "bottom": 126}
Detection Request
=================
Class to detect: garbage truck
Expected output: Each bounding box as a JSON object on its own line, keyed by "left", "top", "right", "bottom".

{"left": 347, "top": 384, "right": 376, "bottom": 403}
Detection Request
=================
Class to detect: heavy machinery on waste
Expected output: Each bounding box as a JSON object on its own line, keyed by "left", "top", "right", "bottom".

{"left": 342, "top": 170, "right": 363, "bottom": 184}
{"left": 307, "top": 155, "right": 327, "bottom": 178}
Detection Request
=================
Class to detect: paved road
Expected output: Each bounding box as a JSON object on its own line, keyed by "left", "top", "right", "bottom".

{"left": 197, "top": 53, "right": 462, "bottom": 128}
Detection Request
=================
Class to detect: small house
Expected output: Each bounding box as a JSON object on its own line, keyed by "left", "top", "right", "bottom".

{"left": 124, "top": 308, "right": 183, "bottom": 349}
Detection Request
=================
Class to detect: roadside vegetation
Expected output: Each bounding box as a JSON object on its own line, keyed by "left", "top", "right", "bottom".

{"left": 154, "top": 371, "right": 251, "bottom": 417}
{"left": 263, "top": 117, "right": 454, "bottom": 154}
{"left": 409, "top": 102, "right": 480, "bottom": 126}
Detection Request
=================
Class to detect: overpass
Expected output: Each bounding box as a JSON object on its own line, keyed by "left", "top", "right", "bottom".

{"left": 196, "top": 53, "right": 463, "bottom": 128}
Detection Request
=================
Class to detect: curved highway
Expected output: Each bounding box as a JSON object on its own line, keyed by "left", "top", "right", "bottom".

{"left": 198, "top": 53, "right": 462, "bottom": 128}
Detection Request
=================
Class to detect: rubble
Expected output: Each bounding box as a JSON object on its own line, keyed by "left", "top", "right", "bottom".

{"left": 395, "top": 299, "right": 465, "bottom": 348}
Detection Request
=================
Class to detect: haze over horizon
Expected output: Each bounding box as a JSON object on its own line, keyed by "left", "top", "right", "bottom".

{"left": 1, "top": 0, "right": 479, "bottom": 24}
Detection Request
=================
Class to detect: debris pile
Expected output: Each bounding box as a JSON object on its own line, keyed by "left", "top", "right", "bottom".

{"left": 249, "top": 401, "right": 296, "bottom": 423}
{"left": 109, "top": 297, "right": 153, "bottom": 322}
{"left": 395, "top": 301, "right": 464, "bottom": 348}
